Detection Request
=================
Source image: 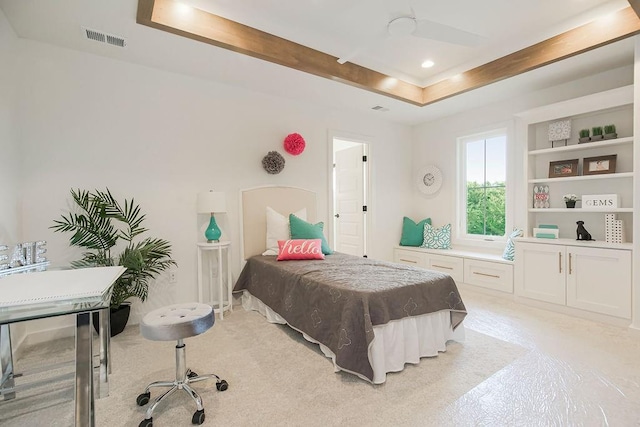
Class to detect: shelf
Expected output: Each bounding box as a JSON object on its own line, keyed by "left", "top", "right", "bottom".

{"left": 528, "top": 136, "right": 633, "bottom": 156}
{"left": 528, "top": 172, "right": 633, "bottom": 184}
{"left": 516, "top": 237, "right": 632, "bottom": 251}
{"left": 528, "top": 208, "right": 633, "bottom": 213}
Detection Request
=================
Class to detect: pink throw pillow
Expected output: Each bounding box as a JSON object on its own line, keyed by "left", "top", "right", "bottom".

{"left": 276, "top": 239, "right": 325, "bottom": 261}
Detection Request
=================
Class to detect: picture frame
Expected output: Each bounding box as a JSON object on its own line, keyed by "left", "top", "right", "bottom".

{"left": 548, "top": 159, "right": 579, "bottom": 178}
{"left": 583, "top": 155, "right": 617, "bottom": 175}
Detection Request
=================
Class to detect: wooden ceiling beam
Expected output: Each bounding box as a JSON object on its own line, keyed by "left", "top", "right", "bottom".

{"left": 136, "top": 0, "right": 423, "bottom": 105}
{"left": 137, "top": 0, "right": 640, "bottom": 107}
{"left": 628, "top": 0, "right": 640, "bottom": 19}
{"left": 422, "top": 7, "right": 640, "bottom": 105}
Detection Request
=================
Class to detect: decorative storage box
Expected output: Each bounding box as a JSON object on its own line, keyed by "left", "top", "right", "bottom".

{"left": 582, "top": 194, "right": 618, "bottom": 209}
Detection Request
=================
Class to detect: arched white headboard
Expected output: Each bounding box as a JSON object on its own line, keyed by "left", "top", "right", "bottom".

{"left": 239, "top": 186, "right": 317, "bottom": 260}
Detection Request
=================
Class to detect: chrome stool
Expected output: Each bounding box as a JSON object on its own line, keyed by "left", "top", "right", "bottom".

{"left": 136, "top": 303, "right": 228, "bottom": 427}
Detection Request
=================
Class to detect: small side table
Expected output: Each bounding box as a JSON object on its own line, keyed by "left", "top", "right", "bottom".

{"left": 196, "top": 241, "right": 232, "bottom": 319}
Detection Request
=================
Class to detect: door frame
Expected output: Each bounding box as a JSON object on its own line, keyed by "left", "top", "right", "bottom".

{"left": 327, "top": 130, "right": 371, "bottom": 257}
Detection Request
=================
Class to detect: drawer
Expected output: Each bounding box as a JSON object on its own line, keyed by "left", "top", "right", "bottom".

{"left": 425, "top": 254, "right": 464, "bottom": 283}
{"left": 393, "top": 249, "right": 427, "bottom": 267}
{"left": 464, "top": 259, "right": 513, "bottom": 293}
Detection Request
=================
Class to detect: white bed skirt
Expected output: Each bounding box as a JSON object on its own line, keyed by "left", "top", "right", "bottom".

{"left": 241, "top": 290, "right": 465, "bottom": 384}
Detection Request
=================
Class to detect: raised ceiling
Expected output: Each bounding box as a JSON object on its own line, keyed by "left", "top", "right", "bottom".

{"left": 1, "top": 0, "right": 639, "bottom": 124}
{"left": 137, "top": 0, "right": 640, "bottom": 106}
{"left": 138, "top": 0, "right": 640, "bottom": 106}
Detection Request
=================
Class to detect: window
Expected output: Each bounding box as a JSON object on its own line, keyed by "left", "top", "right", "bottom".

{"left": 458, "top": 129, "right": 507, "bottom": 241}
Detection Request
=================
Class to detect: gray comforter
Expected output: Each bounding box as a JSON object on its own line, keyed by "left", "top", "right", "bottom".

{"left": 233, "top": 253, "right": 467, "bottom": 382}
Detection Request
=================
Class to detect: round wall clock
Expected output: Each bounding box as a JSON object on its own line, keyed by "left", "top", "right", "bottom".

{"left": 416, "top": 165, "right": 442, "bottom": 195}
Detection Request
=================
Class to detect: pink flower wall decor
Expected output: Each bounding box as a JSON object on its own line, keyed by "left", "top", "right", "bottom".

{"left": 283, "top": 133, "right": 306, "bottom": 155}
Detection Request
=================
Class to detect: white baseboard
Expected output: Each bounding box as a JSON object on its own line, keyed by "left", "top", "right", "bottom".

{"left": 513, "top": 295, "right": 631, "bottom": 328}
{"left": 628, "top": 325, "right": 640, "bottom": 337}
{"left": 24, "top": 324, "right": 75, "bottom": 348}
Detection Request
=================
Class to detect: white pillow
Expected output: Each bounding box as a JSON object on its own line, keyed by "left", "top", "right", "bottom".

{"left": 262, "top": 207, "right": 307, "bottom": 256}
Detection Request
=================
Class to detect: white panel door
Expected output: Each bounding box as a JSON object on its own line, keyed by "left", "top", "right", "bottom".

{"left": 515, "top": 242, "right": 566, "bottom": 304}
{"left": 566, "top": 246, "right": 631, "bottom": 318}
{"left": 335, "top": 145, "right": 364, "bottom": 256}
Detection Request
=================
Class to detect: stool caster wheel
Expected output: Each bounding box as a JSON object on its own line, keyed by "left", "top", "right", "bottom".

{"left": 216, "top": 379, "right": 228, "bottom": 391}
{"left": 187, "top": 370, "right": 198, "bottom": 379}
{"left": 136, "top": 392, "right": 151, "bottom": 406}
{"left": 192, "top": 409, "right": 205, "bottom": 425}
{"left": 138, "top": 418, "right": 153, "bottom": 427}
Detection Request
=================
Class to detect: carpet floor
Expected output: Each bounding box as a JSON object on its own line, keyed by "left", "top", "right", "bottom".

{"left": 3, "top": 287, "right": 639, "bottom": 426}
{"left": 1, "top": 297, "right": 523, "bottom": 426}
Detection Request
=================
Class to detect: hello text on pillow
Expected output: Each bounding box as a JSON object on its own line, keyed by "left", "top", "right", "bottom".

{"left": 277, "top": 239, "right": 325, "bottom": 261}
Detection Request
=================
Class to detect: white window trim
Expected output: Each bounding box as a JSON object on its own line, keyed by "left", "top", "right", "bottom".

{"left": 455, "top": 124, "right": 515, "bottom": 250}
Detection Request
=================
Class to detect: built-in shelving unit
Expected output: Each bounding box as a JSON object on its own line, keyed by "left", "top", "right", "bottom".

{"left": 513, "top": 86, "right": 636, "bottom": 326}
{"left": 516, "top": 85, "right": 635, "bottom": 242}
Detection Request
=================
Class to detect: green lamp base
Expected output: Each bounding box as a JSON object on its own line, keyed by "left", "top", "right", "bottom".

{"left": 205, "top": 214, "right": 221, "bottom": 242}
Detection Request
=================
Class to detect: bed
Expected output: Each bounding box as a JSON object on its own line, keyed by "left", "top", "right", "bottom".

{"left": 234, "top": 186, "right": 467, "bottom": 384}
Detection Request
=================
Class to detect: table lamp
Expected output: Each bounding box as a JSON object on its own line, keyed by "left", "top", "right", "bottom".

{"left": 197, "top": 191, "right": 227, "bottom": 242}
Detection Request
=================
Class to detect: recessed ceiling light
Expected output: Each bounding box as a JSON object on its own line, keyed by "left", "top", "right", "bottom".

{"left": 421, "top": 60, "right": 435, "bottom": 68}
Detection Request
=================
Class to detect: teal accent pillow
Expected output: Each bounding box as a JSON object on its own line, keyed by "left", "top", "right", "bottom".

{"left": 421, "top": 223, "right": 452, "bottom": 249}
{"left": 289, "top": 214, "right": 333, "bottom": 255}
{"left": 502, "top": 229, "right": 523, "bottom": 261}
{"left": 400, "top": 216, "right": 432, "bottom": 246}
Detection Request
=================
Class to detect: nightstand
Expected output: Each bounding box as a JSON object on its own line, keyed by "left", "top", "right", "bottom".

{"left": 196, "top": 241, "right": 232, "bottom": 319}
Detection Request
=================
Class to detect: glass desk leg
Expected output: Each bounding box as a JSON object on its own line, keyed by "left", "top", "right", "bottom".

{"left": 0, "top": 324, "right": 15, "bottom": 400}
{"left": 75, "top": 312, "right": 95, "bottom": 427}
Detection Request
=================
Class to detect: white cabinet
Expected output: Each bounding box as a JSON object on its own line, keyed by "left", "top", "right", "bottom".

{"left": 393, "top": 250, "right": 426, "bottom": 267}
{"left": 424, "top": 253, "right": 464, "bottom": 283}
{"left": 514, "top": 240, "right": 631, "bottom": 319}
{"left": 566, "top": 246, "right": 631, "bottom": 318}
{"left": 514, "top": 242, "right": 566, "bottom": 304}
{"left": 464, "top": 259, "right": 514, "bottom": 293}
{"left": 394, "top": 247, "right": 512, "bottom": 293}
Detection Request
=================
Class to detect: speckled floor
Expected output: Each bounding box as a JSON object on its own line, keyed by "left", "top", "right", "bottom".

{"left": 2, "top": 288, "right": 639, "bottom": 426}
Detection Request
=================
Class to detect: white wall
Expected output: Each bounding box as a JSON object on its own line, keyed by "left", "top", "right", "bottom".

{"left": 0, "top": 8, "right": 19, "bottom": 246}
{"left": 14, "top": 39, "right": 414, "bottom": 329}
{"left": 632, "top": 38, "right": 640, "bottom": 332}
{"left": 0, "top": 8, "right": 28, "bottom": 349}
{"left": 411, "top": 65, "right": 634, "bottom": 248}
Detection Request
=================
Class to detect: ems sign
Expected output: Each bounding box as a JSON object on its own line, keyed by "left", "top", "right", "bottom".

{"left": 582, "top": 194, "right": 618, "bottom": 209}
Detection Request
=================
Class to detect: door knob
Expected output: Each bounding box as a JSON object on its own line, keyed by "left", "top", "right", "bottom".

{"left": 334, "top": 214, "right": 340, "bottom": 218}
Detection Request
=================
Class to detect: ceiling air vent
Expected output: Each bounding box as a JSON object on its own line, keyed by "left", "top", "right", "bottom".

{"left": 371, "top": 105, "right": 389, "bottom": 112}
{"left": 82, "top": 27, "right": 127, "bottom": 48}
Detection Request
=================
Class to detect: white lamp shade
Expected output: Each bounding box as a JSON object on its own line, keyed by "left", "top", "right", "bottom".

{"left": 197, "top": 191, "right": 227, "bottom": 213}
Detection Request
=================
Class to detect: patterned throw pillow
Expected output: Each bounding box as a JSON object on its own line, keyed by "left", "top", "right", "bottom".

{"left": 399, "top": 216, "right": 432, "bottom": 246}
{"left": 421, "top": 223, "right": 452, "bottom": 249}
{"left": 276, "top": 239, "right": 325, "bottom": 261}
{"left": 502, "top": 229, "right": 523, "bottom": 261}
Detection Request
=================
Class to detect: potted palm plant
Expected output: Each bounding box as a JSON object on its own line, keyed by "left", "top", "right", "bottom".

{"left": 51, "top": 188, "right": 176, "bottom": 336}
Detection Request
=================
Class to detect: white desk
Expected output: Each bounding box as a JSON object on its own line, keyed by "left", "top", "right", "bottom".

{"left": 196, "top": 242, "right": 232, "bottom": 319}
{"left": 0, "top": 266, "right": 125, "bottom": 426}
